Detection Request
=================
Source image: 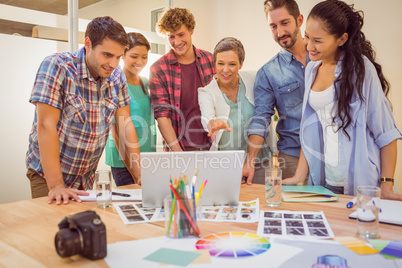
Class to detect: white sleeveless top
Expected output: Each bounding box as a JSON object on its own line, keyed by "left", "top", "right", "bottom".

{"left": 309, "top": 85, "right": 343, "bottom": 187}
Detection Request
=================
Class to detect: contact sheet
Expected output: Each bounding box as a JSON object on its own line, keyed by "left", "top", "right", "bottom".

{"left": 113, "top": 202, "right": 165, "bottom": 225}
{"left": 256, "top": 210, "right": 335, "bottom": 239}
{"left": 200, "top": 199, "right": 260, "bottom": 223}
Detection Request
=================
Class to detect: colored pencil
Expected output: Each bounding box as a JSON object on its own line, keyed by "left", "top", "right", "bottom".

{"left": 167, "top": 194, "right": 177, "bottom": 236}
{"left": 169, "top": 183, "right": 200, "bottom": 236}
{"left": 192, "top": 185, "right": 197, "bottom": 221}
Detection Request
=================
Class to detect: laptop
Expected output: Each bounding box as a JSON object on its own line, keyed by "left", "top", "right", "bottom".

{"left": 141, "top": 151, "right": 245, "bottom": 208}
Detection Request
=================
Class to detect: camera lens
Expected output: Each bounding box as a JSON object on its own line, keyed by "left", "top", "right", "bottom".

{"left": 54, "top": 228, "right": 83, "bottom": 258}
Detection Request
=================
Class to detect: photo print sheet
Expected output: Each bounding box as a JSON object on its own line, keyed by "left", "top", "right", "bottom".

{"left": 113, "top": 202, "right": 165, "bottom": 225}
{"left": 200, "top": 199, "right": 260, "bottom": 223}
{"left": 257, "top": 210, "right": 335, "bottom": 239}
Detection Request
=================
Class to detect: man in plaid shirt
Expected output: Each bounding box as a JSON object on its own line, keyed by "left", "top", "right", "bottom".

{"left": 150, "top": 8, "right": 215, "bottom": 151}
{"left": 26, "top": 17, "right": 141, "bottom": 205}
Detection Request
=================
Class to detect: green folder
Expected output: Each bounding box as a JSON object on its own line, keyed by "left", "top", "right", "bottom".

{"left": 281, "top": 185, "right": 339, "bottom": 202}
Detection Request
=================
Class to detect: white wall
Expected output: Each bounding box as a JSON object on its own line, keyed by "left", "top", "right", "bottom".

{"left": 78, "top": 0, "right": 165, "bottom": 32}
{"left": 0, "top": 34, "right": 69, "bottom": 203}
{"left": 174, "top": 0, "right": 213, "bottom": 55}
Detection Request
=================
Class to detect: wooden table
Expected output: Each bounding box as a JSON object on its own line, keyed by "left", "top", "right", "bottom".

{"left": 0, "top": 184, "right": 401, "bottom": 267}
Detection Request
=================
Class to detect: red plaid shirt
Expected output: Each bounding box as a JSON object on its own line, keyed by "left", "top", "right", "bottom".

{"left": 149, "top": 46, "right": 215, "bottom": 150}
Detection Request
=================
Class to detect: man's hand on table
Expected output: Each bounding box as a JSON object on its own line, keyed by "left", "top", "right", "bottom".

{"left": 48, "top": 184, "right": 89, "bottom": 205}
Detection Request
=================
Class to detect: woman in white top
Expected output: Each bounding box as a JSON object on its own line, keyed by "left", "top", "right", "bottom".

{"left": 198, "top": 37, "right": 275, "bottom": 184}
{"left": 283, "top": 0, "right": 402, "bottom": 200}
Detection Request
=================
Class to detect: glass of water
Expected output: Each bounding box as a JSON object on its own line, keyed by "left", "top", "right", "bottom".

{"left": 356, "top": 185, "right": 381, "bottom": 239}
{"left": 95, "top": 170, "right": 112, "bottom": 208}
{"left": 265, "top": 168, "right": 282, "bottom": 207}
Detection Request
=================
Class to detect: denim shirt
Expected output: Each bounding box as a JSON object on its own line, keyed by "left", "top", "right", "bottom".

{"left": 248, "top": 48, "right": 310, "bottom": 157}
{"left": 302, "top": 55, "right": 402, "bottom": 195}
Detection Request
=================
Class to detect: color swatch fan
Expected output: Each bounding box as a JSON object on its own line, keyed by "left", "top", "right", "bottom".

{"left": 195, "top": 232, "right": 270, "bottom": 258}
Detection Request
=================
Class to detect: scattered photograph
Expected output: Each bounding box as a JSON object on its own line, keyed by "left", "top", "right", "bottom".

{"left": 264, "top": 212, "right": 282, "bottom": 218}
{"left": 201, "top": 213, "right": 218, "bottom": 220}
{"left": 257, "top": 210, "right": 335, "bottom": 239}
{"left": 264, "top": 227, "right": 282, "bottom": 235}
{"left": 241, "top": 208, "right": 256, "bottom": 214}
{"left": 264, "top": 219, "right": 282, "bottom": 226}
{"left": 284, "top": 213, "right": 302, "bottom": 219}
{"left": 204, "top": 208, "right": 220, "bottom": 213}
{"left": 113, "top": 202, "right": 164, "bottom": 225}
{"left": 303, "top": 214, "right": 323, "bottom": 220}
{"left": 309, "top": 228, "right": 329, "bottom": 237}
{"left": 285, "top": 220, "right": 303, "bottom": 227}
{"left": 241, "top": 214, "right": 251, "bottom": 220}
{"left": 123, "top": 209, "right": 139, "bottom": 216}
{"left": 286, "top": 227, "right": 305, "bottom": 236}
{"left": 119, "top": 204, "right": 135, "bottom": 211}
{"left": 307, "top": 221, "right": 326, "bottom": 228}
{"left": 219, "top": 213, "right": 237, "bottom": 220}
{"left": 127, "top": 214, "right": 144, "bottom": 222}
{"left": 194, "top": 199, "right": 260, "bottom": 223}
{"left": 141, "top": 208, "right": 156, "bottom": 213}
{"left": 223, "top": 207, "right": 238, "bottom": 213}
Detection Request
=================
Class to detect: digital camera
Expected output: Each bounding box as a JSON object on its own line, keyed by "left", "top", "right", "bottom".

{"left": 54, "top": 210, "right": 107, "bottom": 260}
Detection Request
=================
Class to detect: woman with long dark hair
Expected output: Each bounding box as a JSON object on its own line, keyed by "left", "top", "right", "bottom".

{"left": 283, "top": 0, "right": 402, "bottom": 200}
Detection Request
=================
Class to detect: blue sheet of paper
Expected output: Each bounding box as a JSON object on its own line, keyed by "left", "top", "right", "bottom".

{"left": 143, "top": 247, "right": 202, "bottom": 266}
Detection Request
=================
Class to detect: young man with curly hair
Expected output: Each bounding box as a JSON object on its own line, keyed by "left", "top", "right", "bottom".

{"left": 149, "top": 8, "right": 215, "bottom": 151}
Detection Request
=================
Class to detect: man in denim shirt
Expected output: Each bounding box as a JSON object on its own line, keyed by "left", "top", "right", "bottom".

{"left": 243, "top": 0, "right": 309, "bottom": 183}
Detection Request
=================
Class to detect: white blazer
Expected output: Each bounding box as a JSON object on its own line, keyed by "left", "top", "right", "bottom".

{"left": 198, "top": 70, "right": 278, "bottom": 153}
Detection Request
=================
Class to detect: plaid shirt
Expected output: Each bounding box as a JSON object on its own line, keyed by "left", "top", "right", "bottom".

{"left": 26, "top": 47, "right": 130, "bottom": 190}
{"left": 149, "top": 46, "right": 215, "bottom": 150}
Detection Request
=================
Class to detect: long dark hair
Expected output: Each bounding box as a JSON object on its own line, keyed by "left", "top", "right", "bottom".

{"left": 308, "top": 0, "right": 390, "bottom": 138}
{"left": 125, "top": 32, "right": 150, "bottom": 95}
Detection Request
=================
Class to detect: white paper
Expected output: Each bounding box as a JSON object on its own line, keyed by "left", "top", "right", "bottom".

{"left": 78, "top": 189, "right": 142, "bottom": 201}
{"left": 200, "top": 199, "right": 260, "bottom": 223}
{"left": 257, "top": 210, "right": 335, "bottom": 239}
{"left": 105, "top": 235, "right": 304, "bottom": 268}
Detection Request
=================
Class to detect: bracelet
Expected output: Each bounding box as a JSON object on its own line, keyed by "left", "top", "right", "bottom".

{"left": 379, "top": 177, "right": 394, "bottom": 185}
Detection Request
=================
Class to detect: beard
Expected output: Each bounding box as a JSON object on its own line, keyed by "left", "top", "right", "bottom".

{"left": 276, "top": 27, "right": 299, "bottom": 49}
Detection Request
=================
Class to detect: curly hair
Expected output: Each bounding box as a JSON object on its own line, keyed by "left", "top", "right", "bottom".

{"left": 309, "top": 0, "right": 390, "bottom": 139}
{"left": 156, "top": 8, "right": 196, "bottom": 36}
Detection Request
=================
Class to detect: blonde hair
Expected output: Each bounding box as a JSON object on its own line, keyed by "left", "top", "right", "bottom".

{"left": 156, "top": 8, "right": 196, "bottom": 36}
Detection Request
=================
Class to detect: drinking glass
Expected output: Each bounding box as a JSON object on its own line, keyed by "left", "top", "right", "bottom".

{"left": 95, "top": 170, "right": 112, "bottom": 208}
{"left": 356, "top": 185, "right": 381, "bottom": 239}
{"left": 265, "top": 168, "right": 282, "bottom": 207}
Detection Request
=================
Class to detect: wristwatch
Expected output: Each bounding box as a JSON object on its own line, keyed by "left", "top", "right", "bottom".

{"left": 379, "top": 177, "right": 394, "bottom": 185}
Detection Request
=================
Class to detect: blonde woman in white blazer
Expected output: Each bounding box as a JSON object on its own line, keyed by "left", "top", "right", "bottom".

{"left": 198, "top": 37, "right": 276, "bottom": 184}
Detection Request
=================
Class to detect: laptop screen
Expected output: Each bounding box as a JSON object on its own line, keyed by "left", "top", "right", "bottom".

{"left": 141, "top": 151, "right": 245, "bottom": 208}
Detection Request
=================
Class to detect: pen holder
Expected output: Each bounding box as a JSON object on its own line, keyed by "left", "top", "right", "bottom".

{"left": 164, "top": 195, "right": 201, "bottom": 238}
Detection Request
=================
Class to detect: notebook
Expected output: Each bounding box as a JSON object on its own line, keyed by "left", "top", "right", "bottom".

{"left": 141, "top": 151, "right": 245, "bottom": 208}
{"left": 282, "top": 185, "right": 339, "bottom": 202}
{"left": 348, "top": 199, "right": 402, "bottom": 226}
